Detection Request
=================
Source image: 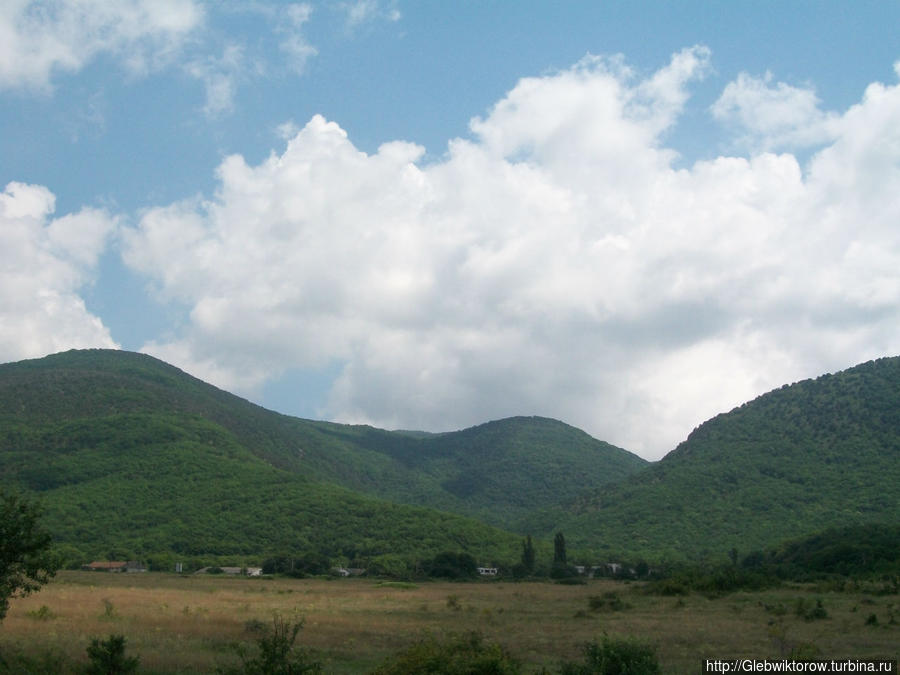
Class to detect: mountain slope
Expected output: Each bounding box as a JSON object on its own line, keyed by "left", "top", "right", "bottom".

{"left": 0, "top": 349, "right": 645, "bottom": 536}
{"left": 1, "top": 403, "right": 524, "bottom": 566}
{"left": 306, "top": 415, "right": 646, "bottom": 532}
{"left": 562, "top": 356, "right": 900, "bottom": 561}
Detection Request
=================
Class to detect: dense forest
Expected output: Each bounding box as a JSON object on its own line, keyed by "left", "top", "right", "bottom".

{"left": 562, "top": 356, "right": 900, "bottom": 560}
{"left": 1, "top": 349, "right": 898, "bottom": 571}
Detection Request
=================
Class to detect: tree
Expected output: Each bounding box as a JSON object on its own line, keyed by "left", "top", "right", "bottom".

{"left": 553, "top": 532, "right": 567, "bottom": 565}
{"left": 425, "top": 551, "right": 478, "bottom": 579}
{"left": 219, "top": 614, "right": 322, "bottom": 675}
{"left": 0, "top": 490, "right": 59, "bottom": 622}
{"left": 521, "top": 535, "right": 535, "bottom": 575}
{"left": 85, "top": 634, "right": 140, "bottom": 674}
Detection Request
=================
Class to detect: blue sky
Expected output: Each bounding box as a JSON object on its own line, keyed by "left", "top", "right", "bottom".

{"left": 2, "top": 1, "right": 899, "bottom": 459}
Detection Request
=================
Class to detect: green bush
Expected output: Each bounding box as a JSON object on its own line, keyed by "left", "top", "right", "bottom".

{"left": 425, "top": 552, "right": 478, "bottom": 579}
{"left": 219, "top": 614, "right": 321, "bottom": 675}
{"left": 25, "top": 604, "right": 56, "bottom": 621}
{"left": 84, "top": 634, "right": 139, "bottom": 675}
{"left": 559, "top": 636, "right": 661, "bottom": 675}
{"left": 587, "top": 592, "right": 630, "bottom": 612}
{"left": 372, "top": 631, "right": 520, "bottom": 674}
{"left": 795, "top": 598, "right": 828, "bottom": 621}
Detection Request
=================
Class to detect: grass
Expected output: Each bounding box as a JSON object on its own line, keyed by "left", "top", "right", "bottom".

{"left": 0, "top": 572, "right": 897, "bottom": 673}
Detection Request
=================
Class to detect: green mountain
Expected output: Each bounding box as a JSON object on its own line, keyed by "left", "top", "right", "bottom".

{"left": 4, "top": 349, "right": 897, "bottom": 567}
{"left": 0, "top": 349, "right": 643, "bottom": 565}
{"left": 303, "top": 415, "right": 646, "bottom": 533}
{"left": 563, "top": 356, "right": 900, "bottom": 561}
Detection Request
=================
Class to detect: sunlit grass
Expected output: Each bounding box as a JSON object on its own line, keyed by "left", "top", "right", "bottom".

{"left": 1, "top": 572, "right": 896, "bottom": 673}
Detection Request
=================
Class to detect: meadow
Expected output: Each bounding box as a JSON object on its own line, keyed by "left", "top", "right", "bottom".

{"left": 1, "top": 572, "right": 897, "bottom": 673}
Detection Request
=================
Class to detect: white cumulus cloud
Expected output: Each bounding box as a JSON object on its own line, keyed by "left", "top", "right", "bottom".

{"left": 121, "top": 49, "right": 900, "bottom": 459}
{"left": 0, "top": 182, "right": 118, "bottom": 361}
{"left": 0, "top": 0, "right": 204, "bottom": 91}
{"left": 711, "top": 71, "right": 841, "bottom": 151}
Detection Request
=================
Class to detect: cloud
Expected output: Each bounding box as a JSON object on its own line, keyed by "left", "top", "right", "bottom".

{"left": 278, "top": 3, "right": 317, "bottom": 74}
{"left": 121, "top": 49, "right": 900, "bottom": 460}
{"left": 340, "top": 0, "right": 401, "bottom": 31}
{"left": 711, "top": 71, "right": 841, "bottom": 151}
{"left": 185, "top": 43, "right": 247, "bottom": 117}
{"left": 0, "top": 182, "right": 118, "bottom": 361}
{"left": 0, "top": 0, "right": 204, "bottom": 91}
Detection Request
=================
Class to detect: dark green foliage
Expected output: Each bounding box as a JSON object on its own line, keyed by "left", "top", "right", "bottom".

{"left": 550, "top": 532, "right": 577, "bottom": 578}
{"left": 588, "top": 592, "right": 630, "bottom": 612}
{"left": 554, "top": 533, "right": 567, "bottom": 565}
{"left": 765, "top": 523, "right": 900, "bottom": 578}
{"left": 521, "top": 536, "right": 535, "bottom": 575}
{"left": 559, "top": 636, "right": 661, "bottom": 674}
{"left": 0, "top": 490, "right": 58, "bottom": 621}
{"left": 4, "top": 348, "right": 900, "bottom": 567}
{"left": 0, "top": 351, "right": 527, "bottom": 564}
{"left": 261, "top": 555, "right": 331, "bottom": 577}
{"left": 0, "top": 645, "right": 68, "bottom": 674}
{"left": 219, "top": 615, "right": 321, "bottom": 675}
{"left": 372, "top": 631, "right": 520, "bottom": 674}
{"left": 424, "top": 552, "right": 478, "bottom": 579}
{"left": 0, "top": 349, "right": 646, "bottom": 545}
{"left": 563, "top": 356, "right": 900, "bottom": 559}
{"left": 84, "top": 634, "right": 139, "bottom": 675}
{"left": 0, "top": 349, "right": 646, "bottom": 563}
{"left": 644, "top": 563, "right": 778, "bottom": 596}
{"left": 795, "top": 598, "right": 828, "bottom": 621}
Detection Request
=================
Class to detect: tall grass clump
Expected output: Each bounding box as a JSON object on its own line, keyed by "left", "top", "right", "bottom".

{"left": 372, "top": 631, "right": 520, "bottom": 674}
{"left": 559, "top": 635, "right": 661, "bottom": 675}
{"left": 218, "top": 614, "right": 322, "bottom": 674}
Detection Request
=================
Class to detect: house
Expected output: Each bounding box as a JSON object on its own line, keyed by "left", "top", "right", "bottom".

{"left": 477, "top": 567, "right": 498, "bottom": 576}
{"left": 195, "top": 566, "right": 262, "bottom": 576}
{"left": 83, "top": 561, "right": 127, "bottom": 572}
{"left": 82, "top": 561, "right": 147, "bottom": 573}
{"left": 331, "top": 567, "right": 367, "bottom": 577}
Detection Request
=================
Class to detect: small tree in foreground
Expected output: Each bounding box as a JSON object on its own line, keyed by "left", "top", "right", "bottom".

{"left": 85, "top": 634, "right": 140, "bottom": 675}
{"left": 559, "top": 635, "right": 661, "bottom": 675}
{"left": 219, "top": 614, "right": 322, "bottom": 674}
{"left": 0, "top": 490, "right": 59, "bottom": 622}
{"left": 521, "top": 535, "right": 536, "bottom": 575}
{"left": 372, "top": 631, "right": 520, "bottom": 674}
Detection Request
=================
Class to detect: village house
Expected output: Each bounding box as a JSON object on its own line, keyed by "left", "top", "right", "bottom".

{"left": 195, "top": 566, "right": 262, "bottom": 576}
{"left": 82, "top": 561, "right": 147, "bottom": 573}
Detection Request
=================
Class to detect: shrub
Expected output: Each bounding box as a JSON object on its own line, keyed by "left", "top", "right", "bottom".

{"left": 425, "top": 552, "right": 478, "bottom": 580}
{"left": 84, "top": 634, "right": 139, "bottom": 675}
{"left": 218, "top": 614, "right": 321, "bottom": 674}
{"left": 372, "top": 631, "right": 520, "bottom": 674}
{"left": 795, "top": 598, "right": 828, "bottom": 621}
{"left": 588, "top": 592, "right": 630, "bottom": 612}
{"left": 559, "top": 635, "right": 661, "bottom": 675}
{"left": 556, "top": 577, "right": 587, "bottom": 585}
{"left": 25, "top": 604, "right": 56, "bottom": 621}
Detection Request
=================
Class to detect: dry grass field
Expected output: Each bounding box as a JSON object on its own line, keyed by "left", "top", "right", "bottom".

{"left": 1, "top": 572, "right": 897, "bottom": 673}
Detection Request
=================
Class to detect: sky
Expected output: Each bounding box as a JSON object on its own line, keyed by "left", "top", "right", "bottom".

{"left": 2, "top": 1, "right": 899, "bottom": 461}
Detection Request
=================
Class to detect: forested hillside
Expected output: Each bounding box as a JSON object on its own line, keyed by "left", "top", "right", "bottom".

{"left": 562, "top": 356, "right": 900, "bottom": 561}
{"left": 2, "top": 349, "right": 897, "bottom": 566}
{"left": 0, "top": 350, "right": 645, "bottom": 535}
{"left": 0, "top": 349, "right": 644, "bottom": 566}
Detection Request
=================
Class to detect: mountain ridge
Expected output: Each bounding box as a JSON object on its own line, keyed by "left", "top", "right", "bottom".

{"left": 2, "top": 349, "right": 898, "bottom": 565}
{"left": 561, "top": 355, "right": 900, "bottom": 560}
